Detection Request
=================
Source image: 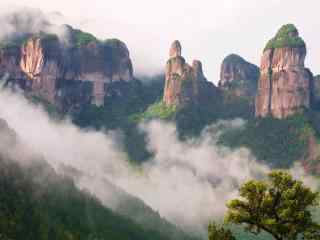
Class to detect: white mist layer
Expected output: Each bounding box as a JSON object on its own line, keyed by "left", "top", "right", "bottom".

{"left": 0, "top": 7, "right": 70, "bottom": 45}
{"left": 0, "top": 87, "right": 315, "bottom": 230}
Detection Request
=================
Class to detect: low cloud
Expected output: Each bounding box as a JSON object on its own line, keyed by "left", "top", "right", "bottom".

{"left": 0, "top": 7, "right": 70, "bottom": 45}
{"left": 0, "top": 86, "right": 315, "bottom": 233}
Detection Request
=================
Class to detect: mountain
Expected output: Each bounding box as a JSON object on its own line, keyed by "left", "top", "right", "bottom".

{"left": 0, "top": 118, "right": 195, "bottom": 240}
{"left": 163, "top": 40, "right": 218, "bottom": 107}
{"left": 220, "top": 24, "right": 320, "bottom": 169}
{"left": 1, "top": 15, "right": 320, "bottom": 239}
{"left": 255, "top": 24, "right": 313, "bottom": 119}
{"left": 313, "top": 75, "right": 320, "bottom": 109}
{"left": 0, "top": 24, "right": 134, "bottom": 110}
{"left": 3, "top": 22, "right": 318, "bottom": 170}
{"left": 218, "top": 54, "right": 259, "bottom": 99}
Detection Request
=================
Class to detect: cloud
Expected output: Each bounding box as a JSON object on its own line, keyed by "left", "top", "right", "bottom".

{"left": 0, "top": 7, "right": 71, "bottom": 46}
{"left": 0, "top": 86, "right": 269, "bottom": 230}
{"left": 1, "top": 1, "right": 320, "bottom": 81}
{"left": 0, "top": 86, "right": 316, "bottom": 233}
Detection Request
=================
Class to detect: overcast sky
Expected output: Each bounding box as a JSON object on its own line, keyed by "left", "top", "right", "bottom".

{"left": 1, "top": 0, "right": 320, "bottom": 83}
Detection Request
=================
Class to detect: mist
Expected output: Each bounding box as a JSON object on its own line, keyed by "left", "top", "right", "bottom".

{"left": 2, "top": 2, "right": 320, "bottom": 82}
{"left": 0, "top": 87, "right": 263, "bottom": 229}
{"left": 0, "top": 7, "right": 70, "bottom": 45}
{"left": 0, "top": 86, "right": 316, "bottom": 232}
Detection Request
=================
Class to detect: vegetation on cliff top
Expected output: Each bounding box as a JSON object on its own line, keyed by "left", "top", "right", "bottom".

{"left": 222, "top": 54, "right": 247, "bottom": 65}
{"left": 0, "top": 24, "right": 125, "bottom": 51}
{"left": 0, "top": 41, "right": 21, "bottom": 49}
{"left": 0, "top": 35, "right": 29, "bottom": 49}
{"left": 72, "top": 29, "right": 99, "bottom": 47}
{"left": 264, "top": 24, "right": 305, "bottom": 51}
{"left": 72, "top": 28, "right": 125, "bottom": 49}
{"left": 104, "top": 38, "right": 124, "bottom": 48}
{"left": 0, "top": 31, "right": 59, "bottom": 50}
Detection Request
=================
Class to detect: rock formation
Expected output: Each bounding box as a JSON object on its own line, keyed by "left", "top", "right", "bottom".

{"left": 312, "top": 75, "right": 320, "bottom": 108}
{"left": 0, "top": 25, "right": 133, "bottom": 108}
{"left": 163, "top": 40, "right": 213, "bottom": 106}
{"left": 20, "top": 36, "right": 62, "bottom": 103}
{"left": 218, "top": 54, "right": 259, "bottom": 98}
{"left": 255, "top": 24, "right": 313, "bottom": 118}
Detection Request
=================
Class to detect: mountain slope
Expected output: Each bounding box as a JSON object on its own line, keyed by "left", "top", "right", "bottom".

{"left": 0, "top": 155, "right": 175, "bottom": 240}
{"left": 0, "top": 119, "right": 195, "bottom": 240}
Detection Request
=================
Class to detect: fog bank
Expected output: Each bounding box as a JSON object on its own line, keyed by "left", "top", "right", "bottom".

{"left": 0, "top": 87, "right": 315, "bottom": 231}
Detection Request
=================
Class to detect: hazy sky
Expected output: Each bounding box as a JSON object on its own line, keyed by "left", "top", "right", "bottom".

{"left": 1, "top": 0, "right": 320, "bottom": 83}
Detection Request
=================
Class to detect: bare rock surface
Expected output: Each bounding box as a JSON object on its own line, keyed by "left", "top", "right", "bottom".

{"left": 255, "top": 24, "right": 313, "bottom": 118}
{"left": 0, "top": 26, "right": 134, "bottom": 108}
{"left": 164, "top": 41, "right": 217, "bottom": 107}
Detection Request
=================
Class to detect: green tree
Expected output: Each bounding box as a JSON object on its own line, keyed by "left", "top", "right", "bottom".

{"left": 225, "top": 171, "right": 320, "bottom": 240}
{"left": 208, "top": 223, "right": 235, "bottom": 240}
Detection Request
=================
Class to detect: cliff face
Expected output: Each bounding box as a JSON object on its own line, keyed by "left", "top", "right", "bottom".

{"left": 312, "top": 75, "right": 320, "bottom": 108}
{"left": 218, "top": 54, "right": 259, "bottom": 98}
{"left": 0, "top": 26, "right": 134, "bottom": 108}
{"left": 20, "top": 36, "right": 62, "bottom": 103}
{"left": 255, "top": 24, "right": 313, "bottom": 119}
{"left": 163, "top": 40, "right": 214, "bottom": 106}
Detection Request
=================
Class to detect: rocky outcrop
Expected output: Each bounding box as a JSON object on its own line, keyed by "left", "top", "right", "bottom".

{"left": 312, "top": 75, "right": 320, "bottom": 108}
{"left": 218, "top": 54, "right": 259, "bottom": 98}
{"left": 255, "top": 24, "right": 313, "bottom": 119}
{"left": 0, "top": 26, "right": 134, "bottom": 108}
{"left": 20, "top": 36, "right": 62, "bottom": 103}
{"left": 163, "top": 40, "right": 214, "bottom": 106}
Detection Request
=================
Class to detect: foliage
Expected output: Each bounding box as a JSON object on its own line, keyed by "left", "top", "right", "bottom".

{"left": 28, "top": 95, "right": 62, "bottom": 119}
{"left": 132, "top": 101, "right": 177, "bottom": 121}
{"left": 0, "top": 41, "right": 21, "bottom": 49}
{"left": 72, "top": 78, "right": 165, "bottom": 162}
{"left": 175, "top": 94, "right": 254, "bottom": 137}
{"left": 208, "top": 223, "right": 236, "bottom": 240}
{"left": 264, "top": 24, "right": 305, "bottom": 51}
{"left": 229, "top": 225, "right": 272, "bottom": 240}
{"left": 225, "top": 170, "right": 320, "bottom": 240}
{"left": 0, "top": 156, "right": 174, "bottom": 240}
{"left": 69, "top": 76, "right": 255, "bottom": 159}
{"left": 115, "top": 193, "right": 195, "bottom": 240}
{"left": 219, "top": 114, "right": 314, "bottom": 168}
{"left": 73, "top": 79, "right": 164, "bottom": 129}
{"left": 0, "top": 34, "right": 30, "bottom": 49}
{"left": 222, "top": 54, "right": 246, "bottom": 65}
{"left": 104, "top": 38, "right": 122, "bottom": 48}
{"left": 72, "top": 29, "right": 98, "bottom": 47}
{"left": 36, "top": 32, "right": 59, "bottom": 42}
{"left": 0, "top": 31, "right": 58, "bottom": 50}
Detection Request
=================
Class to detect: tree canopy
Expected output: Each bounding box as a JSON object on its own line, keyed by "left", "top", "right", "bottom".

{"left": 225, "top": 171, "right": 320, "bottom": 240}
{"left": 208, "top": 223, "right": 235, "bottom": 240}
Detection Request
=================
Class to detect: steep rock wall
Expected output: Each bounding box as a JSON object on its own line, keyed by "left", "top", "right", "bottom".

{"left": 255, "top": 24, "right": 313, "bottom": 118}
{"left": 0, "top": 26, "right": 134, "bottom": 108}
{"left": 163, "top": 40, "right": 213, "bottom": 107}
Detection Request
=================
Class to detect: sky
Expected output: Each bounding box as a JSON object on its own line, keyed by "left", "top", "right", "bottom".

{"left": 1, "top": 0, "right": 320, "bottom": 83}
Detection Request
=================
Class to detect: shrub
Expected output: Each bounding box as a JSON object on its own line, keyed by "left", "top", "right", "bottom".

{"left": 73, "top": 29, "right": 98, "bottom": 47}
{"left": 264, "top": 24, "right": 305, "bottom": 51}
{"left": 132, "top": 101, "right": 176, "bottom": 121}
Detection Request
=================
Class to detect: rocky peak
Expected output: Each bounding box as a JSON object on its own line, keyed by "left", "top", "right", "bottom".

{"left": 163, "top": 41, "right": 215, "bottom": 107}
{"left": 255, "top": 24, "right": 313, "bottom": 119}
{"left": 192, "top": 60, "right": 206, "bottom": 81}
{"left": 312, "top": 75, "right": 320, "bottom": 109}
{"left": 218, "top": 54, "right": 259, "bottom": 98}
{"left": 169, "top": 40, "right": 182, "bottom": 58}
{"left": 0, "top": 25, "right": 134, "bottom": 108}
